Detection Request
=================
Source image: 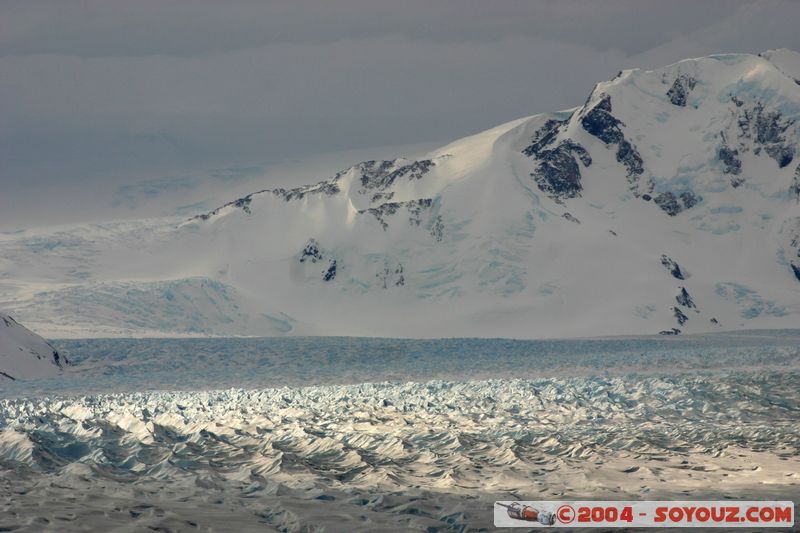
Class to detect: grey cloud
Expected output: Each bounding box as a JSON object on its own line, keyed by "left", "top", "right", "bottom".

{"left": 0, "top": 0, "right": 764, "bottom": 58}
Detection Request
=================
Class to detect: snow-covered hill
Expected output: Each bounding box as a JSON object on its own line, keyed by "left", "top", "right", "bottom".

{"left": 0, "top": 312, "right": 66, "bottom": 381}
{"left": 1, "top": 50, "right": 800, "bottom": 338}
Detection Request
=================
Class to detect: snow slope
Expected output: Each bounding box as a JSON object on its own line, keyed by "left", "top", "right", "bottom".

{"left": 1, "top": 50, "right": 800, "bottom": 338}
{"left": 0, "top": 312, "right": 65, "bottom": 381}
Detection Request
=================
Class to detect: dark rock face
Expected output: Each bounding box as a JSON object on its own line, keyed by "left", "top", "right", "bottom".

{"left": 715, "top": 99, "right": 797, "bottom": 188}
{"left": 793, "top": 164, "right": 800, "bottom": 202}
{"left": 718, "top": 142, "right": 742, "bottom": 176}
{"left": 323, "top": 259, "right": 337, "bottom": 282}
{"left": 791, "top": 262, "right": 800, "bottom": 282}
{"left": 580, "top": 94, "right": 644, "bottom": 183}
{"left": 659, "top": 328, "right": 681, "bottom": 336}
{"left": 616, "top": 140, "right": 644, "bottom": 178}
{"left": 371, "top": 191, "right": 395, "bottom": 204}
{"left": 785, "top": 217, "right": 800, "bottom": 281}
{"left": 676, "top": 287, "right": 696, "bottom": 308}
{"left": 710, "top": 317, "right": 719, "bottom": 324}
{"left": 395, "top": 264, "right": 405, "bottom": 286}
{"left": 653, "top": 191, "right": 701, "bottom": 216}
{"left": 666, "top": 74, "right": 697, "bottom": 107}
{"left": 522, "top": 119, "right": 566, "bottom": 157}
{"left": 430, "top": 215, "right": 445, "bottom": 242}
{"left": 194, "top": 174, "right": 341, "bottom": 221}
{"left": 523, "top": 119, "right": 592, "bottom": 202}
{"left": 195, "top": 155, "right": 439, "bottom": 222}
{"left": 661, "top": 255, "right": 685, "bottom": 280}
{"left": 531, "top": 141, "right": 592, "bottom": 201}
{"left": 581, "top": 94, "right": 623, "bottom": 144}
{"left": 53, "top": 350, "right": 69, "bottom": 368}
{"left": 275, "top": 180, "right": 341, "bottom": 202}
{"left": 300, "top": 239, "right": 339, "bottom": 281}
{"left": 562, "top": 212, "right": 580, "bottom": 224}
{"left": 357, "top": 159, "right": 435, "bottom": 193}
{"left": 299, "top": 239, "right": 323, "bottom": 263}
{"left": 654, "top": 192, "right": 681, "bottom": 216}
{"left": 673, "top": 306, "right": 689, "bottom": 326}
{"left": 768, "top": 145, "right": 795, "bottom": 168}
{"left": 679, "top": 191, "right": 699, "bottom": 209}
{"left": 360, "top": 198, "right": 434, "bottom": 231}
{"left": 194, "top": 195, "right": 257, "bottom": 221}
{"left": 753, "top": 104, "right": 796, "bottom": 167}
{"left": 732, "top": 101, "right": 796, "bottom": 168}
{"left": 405, "top": 199, "right": 433, "bottom": 226}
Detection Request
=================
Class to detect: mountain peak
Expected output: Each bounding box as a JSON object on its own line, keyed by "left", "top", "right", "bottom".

{"left": 1, "top": 51, "right": 799, "bottom": 338}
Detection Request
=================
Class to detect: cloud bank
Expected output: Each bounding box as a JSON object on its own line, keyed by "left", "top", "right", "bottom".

{"left": 2, "top": 0, "right": 799, "bottom": 227}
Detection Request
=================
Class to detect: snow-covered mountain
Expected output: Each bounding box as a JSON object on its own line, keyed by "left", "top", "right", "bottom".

{"left": 2, "top": 50, "right": 800, "bottom": 339}
{"left": 0, "top": 312, "right": 66, "bottom": 381}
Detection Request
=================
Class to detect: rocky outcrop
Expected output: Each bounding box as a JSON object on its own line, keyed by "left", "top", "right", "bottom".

{"left": 360, "top": 199, "right": 434, "bottom": 231}
{"left": 194, "top": 178, "right": 341, "bottom": 221}
{"left": 791, "top": 262, "right": 800, "bottom": 282}
{"left": 653, "top": 191, "right": 701, "bottom": 216}
{"left": 523, "top": 119, "right": 592, "bottom": 202}
{"left": 531, "top": 141, "right": 592, "bottom": 201}
{"left": 661, "top": 255, "right": 685, "bottom": 280}
{"left": 299, "top": 239, "right": 324, "bottom": 263}
{"left": 718, "top": 136, "right": 743, "bottom": 177}
{"left": 673, "top": 306, "right": 689, "bottom": 326}
{"left": 299, "top": 239, "right": 339, "bottom": 282}
{"left": 580, "top": 95, "right": 624, "bottom": 144}
{"left": 666, "top": 74, "right": 697, "bottom": 107}
{"left": 780, "top": 216, "right": 800, "bottom": 281}
{"left": 357, "top": 159, "right": 435, "bottom": 193}
{"left": 752, "top": 103, "right": 796, "bottom": 167}
{"left": 676, "top": 287, "right": 696, "bottom": 309}
{"left": 730, "top": 100, "right": 796, "bottom": 168}
{"left": 580, "top": 94, "right": 644, "bottom": 187}
{"left": 274, "top": 179, "right": 341, "bottom": 202}
{"left": 430, "top": 215, "right": 445, "bottom": 242}
{"left": 715, "top": 98, "right": 798, "bottom": 191}
{"left": 194, "top": 194, "right": 257, "bottom": 221}
{"left": 323, "top": 259, "right": 337, "bottom": 282}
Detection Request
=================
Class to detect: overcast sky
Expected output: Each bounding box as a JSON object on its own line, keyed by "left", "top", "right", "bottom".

{"left": 2, "top": 0, "right": 800, "bottom": 228}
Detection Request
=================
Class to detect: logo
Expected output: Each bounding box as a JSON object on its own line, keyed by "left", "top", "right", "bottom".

{"left": 557, "top": 504, "right": 576, "bottom": 524}
{"left": 494, "top": 501, "right": 794, "bottom": 528}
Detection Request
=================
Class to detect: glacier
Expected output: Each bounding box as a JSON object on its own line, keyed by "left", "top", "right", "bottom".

{"left": 0, "top": 333, "right": 798, "bottom": 531}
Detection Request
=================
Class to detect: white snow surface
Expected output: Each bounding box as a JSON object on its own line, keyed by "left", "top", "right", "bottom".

{"left": 0, "top": 312, "right": 64, "bottom": 381}
{"left": 2, "top": 50, "right": 800, "bottom": 338}
{"left": 1, "top": 372, "right": 797, "bottom": 531}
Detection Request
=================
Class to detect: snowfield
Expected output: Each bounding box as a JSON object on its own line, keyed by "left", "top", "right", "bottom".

{"left": 2, "top": 50, "right": 800, "bottom": 339}
{"left": 0, "top": 313, "right": 66, "bottom": 382}
{"left": 0, "top": 333, "right": 798, "bottom": 531}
